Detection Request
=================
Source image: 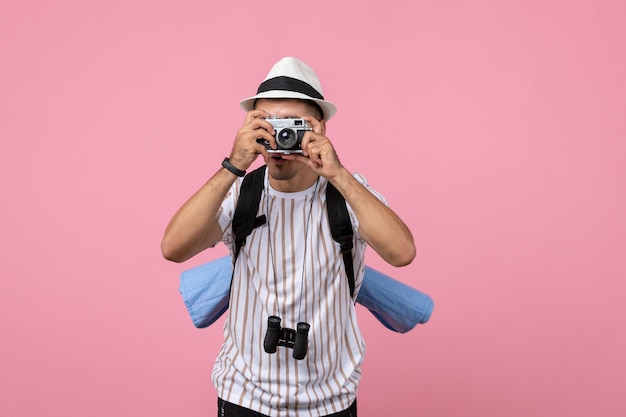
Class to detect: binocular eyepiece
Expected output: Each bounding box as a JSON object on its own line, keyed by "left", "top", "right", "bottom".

{"left": 263, "top": 316, "right": 310, "bottom": 360}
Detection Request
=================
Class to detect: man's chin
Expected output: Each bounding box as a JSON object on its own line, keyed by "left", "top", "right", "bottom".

{"left": 267, "top": 160, "right": 296, "bottom": 181}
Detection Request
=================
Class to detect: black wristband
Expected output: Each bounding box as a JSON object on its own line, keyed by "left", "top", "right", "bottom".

{"left": 221, "top": 157, "right": 246, "bottom": 177}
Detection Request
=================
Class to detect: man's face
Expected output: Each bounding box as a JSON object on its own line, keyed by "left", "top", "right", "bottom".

{"left": 254, "top": 98, "right": 325, "bottom": 182}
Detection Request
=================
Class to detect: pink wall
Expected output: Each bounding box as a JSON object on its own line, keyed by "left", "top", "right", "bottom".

{"left": 1, "top": 1, "right": 624, "bottom": 416}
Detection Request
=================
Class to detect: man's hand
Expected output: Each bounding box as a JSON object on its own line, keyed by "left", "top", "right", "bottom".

{"left": 282, "top": 115, "right": 344, "bottom": 180}
{"left": 228, "top": 110, "right": 276, "bottom": 171}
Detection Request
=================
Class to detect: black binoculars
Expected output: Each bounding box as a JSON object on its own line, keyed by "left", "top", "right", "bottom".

{"left": 263, "top": 316, "right": 310, "bottom": 360}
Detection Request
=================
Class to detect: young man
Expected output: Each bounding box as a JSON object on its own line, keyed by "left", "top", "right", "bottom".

{"left": 161, "top": 57, "right": 415, "bottom": 417}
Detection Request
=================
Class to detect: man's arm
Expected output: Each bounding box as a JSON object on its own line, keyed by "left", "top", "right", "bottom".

{"left": 161, "top": 168, "right": 238, "bottom": 263}
{"left": 330, "top": 168, "right": 416, "bottom": 266}
{"left": 288, "top": 117, "right": 416, "bottom": 267}
{"left": 161, "top": 110, "right": 275, "bottom": 263}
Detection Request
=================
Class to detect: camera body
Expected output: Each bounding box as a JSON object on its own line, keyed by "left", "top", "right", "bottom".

{"left": 257, "top": 117, "right": 312, "bottom": 154}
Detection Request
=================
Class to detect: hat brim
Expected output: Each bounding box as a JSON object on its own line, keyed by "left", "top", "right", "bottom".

{"left": 240, "top": 90, "right": 337, "bottom": 121}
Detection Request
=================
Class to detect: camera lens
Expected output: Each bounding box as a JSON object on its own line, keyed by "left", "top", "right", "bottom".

{"left": 276, "top": 128, "right": 298, "bottom": 149}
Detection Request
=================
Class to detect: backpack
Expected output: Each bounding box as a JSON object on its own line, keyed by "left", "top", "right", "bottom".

{"left": 231, "top": 165, "right": 356, "bottom": 297}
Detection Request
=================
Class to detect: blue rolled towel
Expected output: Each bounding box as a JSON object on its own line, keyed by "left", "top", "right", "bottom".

{"left": 179, "top": 256, "right": 433, "bottom": 333}
{"left": 358, "top": 265, "right": 434, "bottom": 332}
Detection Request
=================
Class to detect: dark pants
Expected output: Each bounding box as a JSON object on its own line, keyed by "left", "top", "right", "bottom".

{"left": 218, "top": 398, "right": 357, "bottom": 417}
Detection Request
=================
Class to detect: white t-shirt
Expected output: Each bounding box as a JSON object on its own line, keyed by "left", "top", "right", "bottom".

{"left": 213, "top": 170, "right": 385, "bottom": 417}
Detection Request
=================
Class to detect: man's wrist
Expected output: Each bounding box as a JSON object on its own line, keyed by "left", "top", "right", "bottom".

{"left": 221, "top": 157, "right": 246, "bottom": 177}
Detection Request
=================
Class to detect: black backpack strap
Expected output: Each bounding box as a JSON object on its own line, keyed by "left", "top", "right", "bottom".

{"left": 232, "top": 165, "right": 267, "bottom": 262}
{"left": 231, "top": 167, "right": 356, "bottom": 298}
{"left": 326, "top": 182, "right": 356, "bottom": 298}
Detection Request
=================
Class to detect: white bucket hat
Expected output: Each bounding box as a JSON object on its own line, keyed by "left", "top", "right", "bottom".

{"left": 239, "top": 57, "right": 337, "bottom": 120}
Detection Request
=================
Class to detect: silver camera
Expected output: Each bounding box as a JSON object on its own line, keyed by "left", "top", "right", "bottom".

{"left": 257, "top": 117, "right": 312, "bottom": 154}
